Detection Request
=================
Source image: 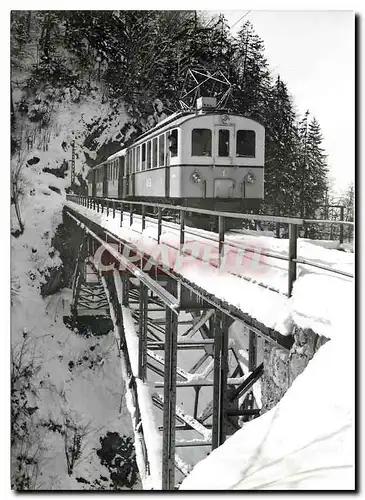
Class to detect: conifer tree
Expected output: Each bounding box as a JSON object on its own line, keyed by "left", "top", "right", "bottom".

{"left": 231, "top": 21, "right": 271, "bottom": 119}
{"left": 297, "top": 114, "right": 328, "bottom": 219}
{"left": 264, "top": 76, "right": 299, "bottom": 216}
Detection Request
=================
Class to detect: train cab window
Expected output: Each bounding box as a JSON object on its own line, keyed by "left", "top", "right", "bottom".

{"left": 159, "top": 135, "right": 165, "bottom": 166}
{"left": 142, "top": 143, "right": 146, "bottom": 171}
{"left": 218, "top": 129, "right": 230, "bottom": 157}
{"left": 147, "top": 141, "right": 152, "bottom": 169}
{"left": 132, "top": 149, "right": 136, "bottom": 173}
{"left": 152, "top": 138, "right": 158, "bottom": 168}
{"left": 168, "top": 129, "right": 178, "bottom": 157}
{"left": 236, "top": 130, "right": 256, "bottom": 157}
{"left": 192, "top": 129, "right": 212, "bottom": 156}
{"left": 136, "top": 147, "right": 141, "bottom": 172}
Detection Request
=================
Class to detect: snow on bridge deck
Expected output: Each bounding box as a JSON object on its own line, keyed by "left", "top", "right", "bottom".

{"left": 65, "top": 200, "right": 354, "bottom": 342}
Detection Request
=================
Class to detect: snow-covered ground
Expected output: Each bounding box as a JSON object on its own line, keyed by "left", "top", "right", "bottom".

{"left": 180, "top": 319, "right": 355, "bottom": 490}
{"left": 65, "top": 201, "right": 354, "bottom": 341}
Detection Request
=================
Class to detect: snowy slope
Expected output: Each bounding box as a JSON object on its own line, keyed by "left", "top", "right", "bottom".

{"left": 11, "top": 94, "right": 140, "bottom": 490}
{"left": 179, "top": 323, "right": 355, "bottom": 490}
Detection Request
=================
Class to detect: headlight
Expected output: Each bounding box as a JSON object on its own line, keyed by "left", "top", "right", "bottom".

{"left": 191, "top": 170, "right": 203, "bottom": 183}
{"left": 221, "top": 114, "right": 230, "bottom": 124}
{"left": 244, "top": 171, "right": 255, "bottom": 184}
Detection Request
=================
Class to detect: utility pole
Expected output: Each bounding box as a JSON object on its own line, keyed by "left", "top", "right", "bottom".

{"left": 71, "top": 140, "right": 76, "bottom": 186}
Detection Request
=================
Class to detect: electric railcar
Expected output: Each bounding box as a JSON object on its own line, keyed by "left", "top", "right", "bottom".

{"left": 87, "top": 97, "right": 265, "bottom": 220}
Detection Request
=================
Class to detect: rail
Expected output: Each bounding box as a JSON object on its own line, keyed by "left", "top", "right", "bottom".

{"left": 66, "top": 195, "right": 354, "bottom": 297}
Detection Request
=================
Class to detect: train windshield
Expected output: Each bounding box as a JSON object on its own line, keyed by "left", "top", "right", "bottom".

{"left": 192, "top": 129, "right": 212, "bottom": 156}
{"left": 236, "top": 130, "right": 256, "bottom": 157}
{"left": 168, "top": 129, "right": 178, "bottom": 157}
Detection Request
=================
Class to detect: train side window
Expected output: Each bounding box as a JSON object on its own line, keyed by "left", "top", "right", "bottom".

{"left": 153, "top": 138, "right": 158, "bottom": 168}
{"left": 168, "top": 129, "right": 178, "bottom": 157}
{"left": 142, "top": 143, "right": 146, "bottom": 171}
{"left": 236, "top": 130, "right": 256, "bottom": 157}
{"left": 136, "top": 147, "right": 140, "bottom": 172}
{"left": 192, "top": 129, "right": 212, "bottom": 156}
{"left": 159, "top": 135, "right": 165, "bottom": 166}
{"left": 218, "top": 129, "right": 230, "bottom": 157}
{"left": 147, "top": 141, "right": 152, "bottom": 169}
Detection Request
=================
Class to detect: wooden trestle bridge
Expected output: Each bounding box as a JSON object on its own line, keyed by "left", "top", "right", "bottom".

{"left": 64, "top": 196, "right": 353, "bottom": 490}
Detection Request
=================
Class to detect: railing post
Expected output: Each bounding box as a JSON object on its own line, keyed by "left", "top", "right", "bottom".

{"left": 212, "top": 310, "right": 228, "bottom": 449}
{"left": 101, "top": 200, "right": 104, "bottom": 214}
{"left": 138, "top": 283, "right": 148, "bottom": 381}
{"left": 162, "top": 280, "right": 178, "bottom": 490}
{"left": 248, "top": 330, "right": 257, "bottom": 372}
{"left": 112, "top": 201, "right": 116, "bottom": 218}
{"left": 97, "top": 199, "right": 100, "bottom": 213}
{"left": 129, "top": 203, "right": 133, "bottom": 226}
{"left": 180, "top": 209, "right": 185, "bottom": 253}
{"left": 157, "top": 207, "right": 162, "bottom": 244}
{"left": 288, "top": 223, "right": 298, "bottom": 297}
{"left": 141, "top": 204, "right": 146, "bottom": 231}
{"left": 340, "top": 206, "right": 344, "bottom": 244}
{"left": 106, "top": 200, "right": 109, "bottom": 217}
{"left": 122, "top": 273, "right": 130, "bottom": 307}
{"left": 120, "top": 202, "right": 124, "bottom": 227}
{"left": 93, "top": 198, "right": 96, "bottom": 210}
{"left": 218, "top": 216, "right": 225, "bottom": 267}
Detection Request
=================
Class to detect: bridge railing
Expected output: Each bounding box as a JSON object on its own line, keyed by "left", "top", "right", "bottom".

{"left": 66, "top": 195, "right": 354, "bottom": 297}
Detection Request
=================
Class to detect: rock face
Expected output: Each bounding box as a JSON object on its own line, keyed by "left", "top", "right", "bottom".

{"left": 40, "top": 265, "right": 64, "bottom": 296}
{"left": 40, "top": 217, "right": 83, "bottom": 297}
{"left": 261, "top": 326, "right": 329, "bottom": 412}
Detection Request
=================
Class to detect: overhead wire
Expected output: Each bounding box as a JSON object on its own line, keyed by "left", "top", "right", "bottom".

{"left": 231, "top": 10, "right": 251, "bottom": 30}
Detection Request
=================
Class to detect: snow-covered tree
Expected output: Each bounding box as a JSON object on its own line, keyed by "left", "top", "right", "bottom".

{"left": 264, "top": 76, "right": 299, "bottom": 217}
{"left": 297, "top": 113, "right": 328, "bottom": 219}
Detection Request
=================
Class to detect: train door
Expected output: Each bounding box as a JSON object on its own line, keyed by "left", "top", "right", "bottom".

{"left": 129, "top": 148, "right": 135, "bottom": 197}
{"left": 92, "top": 170, "right": 96, "bottom": 197}
{"left": 123, "top": 151, "right": 130, "bottom": 198}
{"left": 118, "top": 156, "right": 124, "bottom": 199}
{"left": 102, "top": 164, "right": 108, "bottom": 197}
{"left": 213, "top": 125, "right": 235, "bottom": 198}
